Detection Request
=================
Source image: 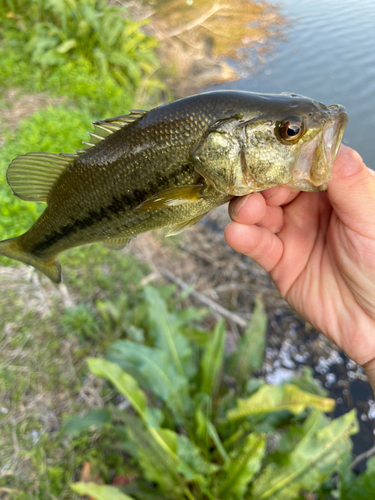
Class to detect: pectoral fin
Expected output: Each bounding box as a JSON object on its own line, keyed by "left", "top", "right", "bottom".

{"left": 166, "top": 212, "right": 208, "bottom": 236}
{"left": 136, "top": 185, "right": 205, "bottom": 210}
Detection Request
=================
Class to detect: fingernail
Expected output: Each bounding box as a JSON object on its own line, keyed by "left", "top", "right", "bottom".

{"left": 233, "top": 194, "right": 251, "bottom": 216}
{"left": 264, "top": 186, "right": 281, "bottom": 200}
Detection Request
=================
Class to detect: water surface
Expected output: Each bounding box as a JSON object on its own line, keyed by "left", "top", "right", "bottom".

{"left": 211, "top": 0, "right": 375, "bottom": 168}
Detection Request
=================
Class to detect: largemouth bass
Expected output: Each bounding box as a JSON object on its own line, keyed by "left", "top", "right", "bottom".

{"left": 0, "top": 91, "right": 347, "bottom": 283}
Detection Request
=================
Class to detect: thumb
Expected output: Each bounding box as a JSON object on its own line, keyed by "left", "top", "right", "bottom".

{"left": 327, "top": 145, "right": 375, "bottom": 236}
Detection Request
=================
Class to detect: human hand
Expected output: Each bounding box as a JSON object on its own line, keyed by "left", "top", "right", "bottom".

{"left": 224, "top": 146, "right": 375, "bottom": 390}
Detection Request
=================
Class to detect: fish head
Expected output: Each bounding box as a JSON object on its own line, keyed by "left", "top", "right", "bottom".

{"left": 192, "top": 92, "right": 348, "bottom": 195}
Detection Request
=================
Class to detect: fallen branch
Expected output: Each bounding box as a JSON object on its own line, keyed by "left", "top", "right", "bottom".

{"left": 167, "top": 3, "right": 226, "bottom": 38}
{"left": 161, "top": 267, "right": 248, "bottom": 328}
{"left": 58, "top": 283, "right": 74, "bottom": 309}
{"left": 350, "top": 444, "right": 375, "bottom": 470}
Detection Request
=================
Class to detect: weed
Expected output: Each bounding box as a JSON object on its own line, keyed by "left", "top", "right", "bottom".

{"left": 65, "top": 288, "right": 359, "bottom": 500}
{"left": 0, "top": 0, "right": 161, "bottom": 104}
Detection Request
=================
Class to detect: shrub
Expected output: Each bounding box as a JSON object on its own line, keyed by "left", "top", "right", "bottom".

{"left": 0, "top": 0, "right": 163, "bottom": 116}
{"left": 64, "top": 288, "right": 360, "bottom": 500}
{"left": 0, "top": 0, "right": 159, "bottom": 88}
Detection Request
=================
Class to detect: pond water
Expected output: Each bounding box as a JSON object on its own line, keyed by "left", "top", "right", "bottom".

{"left": 210, "top": 0, "right": 375, "bottom": 169}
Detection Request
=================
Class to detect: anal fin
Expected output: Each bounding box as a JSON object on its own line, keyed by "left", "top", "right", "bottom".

{"left": 166, "top": 212, "right": 208, "bottom": 237}
{"left": 101, "top": 236, "right": 132, "bottom": 250}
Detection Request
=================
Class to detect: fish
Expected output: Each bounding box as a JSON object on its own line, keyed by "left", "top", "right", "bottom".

{"left": 0, "top": 90, "right": 347, "bottom": 284}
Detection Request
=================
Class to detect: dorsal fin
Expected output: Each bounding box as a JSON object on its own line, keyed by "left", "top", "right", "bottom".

{"left": 7, "top": 152, "right": 76, "bottom": 203}
{"left": 80, "top": 110, "right": 148, "bottom": 152}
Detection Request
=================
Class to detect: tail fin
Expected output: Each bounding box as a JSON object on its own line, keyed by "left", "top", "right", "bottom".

{"left": 0, "top": 237, "right": 61, "bottom": 283}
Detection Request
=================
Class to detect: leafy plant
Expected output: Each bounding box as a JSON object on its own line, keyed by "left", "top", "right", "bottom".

{"left": 64, "top": 286, "right": 358, "bottom": 500}
{"left": 0, "top": 106, "right": 92, "bottom": 241}
{"left": 72, "top": 482, "right": 134, "bottom": 500}
{"left": 342, "top": 456, "right": 375, "bottom": 500}
{"left": 61, "top": 303, "right": 101, "bottom": 341}
{"left": 0, "top": 0, "right": 160, "bottom": 91}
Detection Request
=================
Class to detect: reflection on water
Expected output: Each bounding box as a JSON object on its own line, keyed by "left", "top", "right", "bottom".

{"left": 209, "top": 0, "right": 375, "bottom": 169}
{"left": 146, "top": 0, "right": 289, "bottom": 97}
{"left": 151, "top": 0, "right": 287, "bottom": 60}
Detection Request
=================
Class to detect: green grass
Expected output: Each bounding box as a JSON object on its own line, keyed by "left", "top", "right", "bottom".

{"left": 0, "top": 244, "right": 149, "bottom": 499}
{"left": 0, "top": 52, "right": 139, "bottom": 117}
{"left": 0, "top": 0, "right": 163, "bottom": 116}
{"left": 0, "top": 106, "right": 94, "bottom": 241}
{"left": 0, "top": 2, "right": 165, "bottom": 497}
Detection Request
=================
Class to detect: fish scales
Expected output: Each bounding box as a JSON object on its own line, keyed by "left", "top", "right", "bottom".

{"left": 23, "top": 94, "right": 236, "bottom": 257}
{"left": 0, "top": 91, "right": 348, "bottom": 283}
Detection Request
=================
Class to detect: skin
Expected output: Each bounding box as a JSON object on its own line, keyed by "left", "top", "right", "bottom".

{"left": 224, "top": 145, "right": 375, "bottom": 393}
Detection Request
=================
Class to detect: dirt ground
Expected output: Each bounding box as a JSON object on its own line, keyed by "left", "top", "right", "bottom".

{"left": 0, "top": 88, "right": 66, "bottom": 141}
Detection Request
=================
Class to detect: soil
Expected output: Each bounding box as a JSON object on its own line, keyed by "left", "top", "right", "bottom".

{"left": 0, "top": 89, "right": 66, "bottom": 142}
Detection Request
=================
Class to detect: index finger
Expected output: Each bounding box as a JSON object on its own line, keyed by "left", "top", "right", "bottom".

{"left": 261, "top": 186, "right": 301, "bottom": 207}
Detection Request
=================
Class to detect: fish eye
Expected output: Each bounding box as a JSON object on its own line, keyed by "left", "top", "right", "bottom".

{"left": 278, "top": 116, "right": 304, "bottom": 142}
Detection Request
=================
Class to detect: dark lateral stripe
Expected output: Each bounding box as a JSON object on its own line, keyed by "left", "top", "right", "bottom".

{"left": 32, "top": 189, "right": 148, "bottom": 255}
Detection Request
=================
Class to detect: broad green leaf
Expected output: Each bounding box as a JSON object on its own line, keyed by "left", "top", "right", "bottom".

{"left": 120, "top": 481, "right": 171, "bottom": 500}
{"left": 87, "top": 359, "right": 190, "bottom": 478}
{"left": 107, "top": 340, "right": 192, "bottom": 421}
{"left": 217, "top": 433, "right": 266, "bottom": 499}
{"left": 227, "top": 295, "right": 266, "bottom": 384}
{"left": 206, "top": 418, "right": 230, "bottom": 463}
{"left": 174, "top": 306, "right": 208, "bottom": 326}
{"left": 194, "top": 393, "right": 229, "bottom": 463}
{"left": 227, "top": 384, "right": 335, "bottom": 421}
{"left": 194, "top": 393, "right": 212, "bottom": 443}
{"left": 71, "top": 482, "right": 134, "bottom": 500}
{"left": 252, "top": 410, "right": 358, "bottom": 499}
{"left": 245, "top": 377, "right": 266, "bottom": 395}
{"left": 123, "top": 413, "right": 214, "bottom": 493}
{"left": 142, "top": 425, "right": 215, "bottom": 484}
{"left": 200, "top": 319, "right": 226, "bottom": 395}
{"left": 290, "top": 367, "right": 328, "bottom": 397}
{"left": 87, "top": 358, "right": 148, "bottom": 421}
{"left": 275, "top": 409, "right": 329, "bottom": 456}
{"left": 176, "top": 433, "right": 218, "bottom": 480}
{"left": 182, "top": 325, "right": 214, "bottom": 347}
{"left": 62, "top": 409, "right": 111, "bottom": 437}
{"left": 123, "top": 414, "right": 185, "bottom": 495}
{"left": 340, "top": 455, "right": 375, "bottom": 500}
{"left": 144, "top": 286, "right": 194, "bottom": 379}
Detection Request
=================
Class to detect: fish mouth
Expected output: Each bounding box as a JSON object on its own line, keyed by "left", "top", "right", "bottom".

{"left": 324, "top": 104, "right": 348, "bottom": 167}
{"left": 292, "top": 104, "right": 348, "bottom": 190}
